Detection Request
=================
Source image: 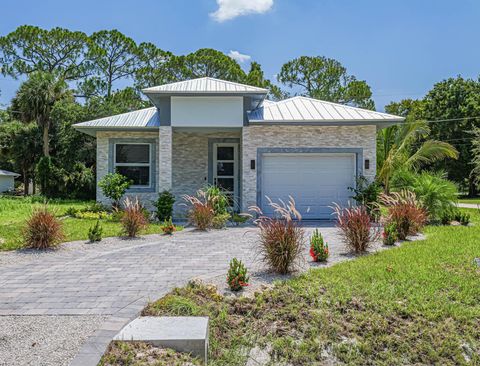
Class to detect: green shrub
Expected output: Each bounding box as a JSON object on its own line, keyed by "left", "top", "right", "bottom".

{"left": 205, "top": 185, "right": 229, "bottom": 215}
{"left": 82, "top": 202, "right": 109, "bottom": 213}
{"left": 212, "top": 213, "right": 230, "bottom": 229}
{"left": 154, "top": 190, "right": 175, "bottom": 221}
{"left": 391, "top": 170, "right": 457, "bottom": 221}
{"left": 231, "top": 213, "right": 249, "bottom": 226}
{"left": 457, "top": 211, "right": 471, "bottom": 226}
{"left": 226, "top": 258, "right": 250, "bottom": 291}
{"left": 349, "top": 176, "right": 381, "bottom": 219}
{"left": 98, "top": 173, "right": 131, "bottom": 208}
{"left": 65, "top": 206, "right": 79, "bottom": 217}
{"left": 23, "top": 207, "right": 65, "bottom": 249}
{"left": 309, "top": 229, "right": 329, "bottom": 262}
{"left": 160, "top": 218, "right": 176, "bottom": 235}
{"left": 121, "top": 197, "right": 148, "bottom": 237}
{"left": 87, "top": 220, "right": 103, "bottom": 242}
{"left": 382, "top": 221, "right": 398, "bottom": 245}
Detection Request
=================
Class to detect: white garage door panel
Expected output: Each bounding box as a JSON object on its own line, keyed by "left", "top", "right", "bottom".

{"left": 261, "top": 153, "right": 355, "bottom": 219}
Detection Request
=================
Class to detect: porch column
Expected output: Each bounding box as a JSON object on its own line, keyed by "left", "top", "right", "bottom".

{"left": 158, "top": 126, "right": 172, "bottom": 192}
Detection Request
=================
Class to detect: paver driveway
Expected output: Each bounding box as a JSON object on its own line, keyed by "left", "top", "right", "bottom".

{"left": 0, "top": 224, "right": 342, "bottom": 316}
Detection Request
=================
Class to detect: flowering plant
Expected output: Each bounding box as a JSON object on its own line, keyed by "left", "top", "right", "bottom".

{"left": 226, "top": 258, "right": 249, "bottom": 291}
{"left": 161, "top": 217, "right": 176, "bottom": 235}
{"left": 309, "top": 229, "right": 329, "bottom": 262}
{"left": 382, "top": 221, "right": 398, "bottom": 245}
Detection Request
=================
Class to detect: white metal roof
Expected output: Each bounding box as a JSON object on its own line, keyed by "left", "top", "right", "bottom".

{"left": 249, "top": 96, "right": 404, "bottom": 123}
{"left": 142, "top": 77, "right": 268, "bottom": 94}
{"left": 0, "top": 169, "right": 20, "bottom": 177}
{"left": 74, "top": 107, "right": 160, "bottom": 129}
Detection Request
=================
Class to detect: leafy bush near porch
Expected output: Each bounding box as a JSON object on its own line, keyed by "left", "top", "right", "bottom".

{"left": 349, "top": 175, "right": 382, "bottom": 219}
{"left": 154, "top": 190, "right": 175, "bottom": 221}
{"left": 98, "top": 173, "right": 131, "bottom": 208}
{"left": 23, "top": 206, "right": 65, "bottom": 249}
{"left": 251, "top": 197, "right": 305, "bottom": 274}
{"left": 121, "top": 197, "right": 148, "bottom": 237}
{"left": 391, "top": 169, "right": 457, "bottom": 221}
{"left": 333, "top": 204, "right": 379, "bottom": 253}
{"left": 381, "top": 190, "right": 427, "bottom": 240}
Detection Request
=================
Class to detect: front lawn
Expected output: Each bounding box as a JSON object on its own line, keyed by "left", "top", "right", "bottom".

{"left": 102, "top": 209, "right": 480, "bottom": 365}
{"left": 0, "top": 196, "right": 172, "bottom": 251}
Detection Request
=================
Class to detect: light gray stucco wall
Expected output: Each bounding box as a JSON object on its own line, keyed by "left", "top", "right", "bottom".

{"left": 0, "top": 176, "right": 15, "bottom": 193}
{"left": 172, "top": 130, "right": 241, "bottom": 217}
{"left": 241, "top": 125, "right": 377, "bottom": 211}
{"left": 96, "top": 131, "right": 159, "bottom": 209}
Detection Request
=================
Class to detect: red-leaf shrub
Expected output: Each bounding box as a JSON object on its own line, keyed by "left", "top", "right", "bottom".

{"left": 333, "top": 204, "right": 379, "bottom": 253}
{"left": 121, "top": 197, "right": 148, "bottom": 237}
{"left": 23, "top": 207, "right": 65, "bottom": 249}
{"left": 250, "top": 197, "right": 305, "bottom": 274}
{"left": 380, "top": 190, "right": 427, "bottom": 240}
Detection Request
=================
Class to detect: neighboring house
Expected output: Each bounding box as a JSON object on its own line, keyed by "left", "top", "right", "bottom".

{"left": 74, "top": 77, "right": 404, "bottom": 219}
{"left": 0, "top": 170, "right": 20, "bottom": 193}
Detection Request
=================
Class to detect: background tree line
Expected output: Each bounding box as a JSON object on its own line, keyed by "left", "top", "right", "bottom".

{"left": 0, "top": 25, "right": 478, "bottom": 198}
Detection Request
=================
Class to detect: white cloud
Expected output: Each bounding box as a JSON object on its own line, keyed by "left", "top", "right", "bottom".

{"left": 228, "top": 50, "right": 252, "bottom": 63}
{"left": 210, "top": 0, "right": 273, "bottom": 22}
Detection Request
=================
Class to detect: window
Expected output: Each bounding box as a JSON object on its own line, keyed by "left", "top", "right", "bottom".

{"left": 114, "top": 143, "right": 151, "bottom": 187}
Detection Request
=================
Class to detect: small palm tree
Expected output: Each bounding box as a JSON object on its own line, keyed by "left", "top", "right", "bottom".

{"left": 14, "top": 72, "right": 70, "bottom": 157}
{"left": 377, "top": 120, "right": 458, "bottom": 192}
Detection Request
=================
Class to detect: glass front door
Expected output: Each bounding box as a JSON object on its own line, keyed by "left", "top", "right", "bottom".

{"left": 213, "top": 143, "right": 238, "bottom": 209}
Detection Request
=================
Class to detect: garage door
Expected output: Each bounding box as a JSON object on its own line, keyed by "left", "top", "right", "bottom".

{"left": 261, "top": 153, "right": 356, "bottom": 219}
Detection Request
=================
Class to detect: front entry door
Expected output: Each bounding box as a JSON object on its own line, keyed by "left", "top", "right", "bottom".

{"left": 213, "top": 143, "right": 239, "bottom": 209}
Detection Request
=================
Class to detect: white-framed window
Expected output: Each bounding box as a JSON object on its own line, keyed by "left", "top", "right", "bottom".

{"left": 114, "top": 143, "right": 152, "bottom": 188}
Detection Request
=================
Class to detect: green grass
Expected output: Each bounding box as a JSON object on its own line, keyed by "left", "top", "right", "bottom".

{"left": 126, "top": 209, "right": 480, "bottom": 366}
{"left": 459, "top": 197, "right": 480, "bottom": 204}
{"left": 0, "top": 196, "right": 178, "bottom": 251}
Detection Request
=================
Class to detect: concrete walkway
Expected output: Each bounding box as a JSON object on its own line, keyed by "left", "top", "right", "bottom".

{"left": 0, "top": 223, "right": 384, "bottom": 365}
{"left": 457, "top": 202, "right": 480, "bottom": 209}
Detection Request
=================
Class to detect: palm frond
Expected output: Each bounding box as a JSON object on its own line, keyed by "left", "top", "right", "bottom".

{"left": 406, "top": 140, "right": 459, "bottom": 170}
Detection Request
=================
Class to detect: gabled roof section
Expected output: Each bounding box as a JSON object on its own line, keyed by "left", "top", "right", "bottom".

{"left": 0, "top": 169, "right": 20, "bottom": 177}
{"left": 248, "top": 96, "right": 404, "bottom": 124}
{"left": 142, "top": 77, "right": 268, "bottom": 95}
{"left": 74, "top": 107, "right": 160, "bottom": 130}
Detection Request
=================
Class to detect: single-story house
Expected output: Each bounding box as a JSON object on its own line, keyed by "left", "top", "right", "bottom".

{"left": 0, "top": 170, "right": 20, "bottom": 193}
{"left": 74, "top": 77, "right": 404, "bottom": 219}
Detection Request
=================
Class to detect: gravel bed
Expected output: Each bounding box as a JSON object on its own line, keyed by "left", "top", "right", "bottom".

{"left": 0, "top": 315, "right": 106, "bottom": 366}
{"left": 207, "top": 233, "right": 426, "bottom": 297}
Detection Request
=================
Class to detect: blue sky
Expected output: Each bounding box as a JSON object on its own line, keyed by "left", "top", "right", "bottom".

{"left": 1, "top": 0, "right": 479, "bottom": 111}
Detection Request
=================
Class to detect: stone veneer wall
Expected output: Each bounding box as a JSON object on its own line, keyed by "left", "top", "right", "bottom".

{"left": 172, "top": 130, "right": 241, "bottom": 217}
{"left": 241, "top": 125, "right": 377, "bottom": 211}
{"left": 96, "top": 131, "right": 159, "bottom": 209}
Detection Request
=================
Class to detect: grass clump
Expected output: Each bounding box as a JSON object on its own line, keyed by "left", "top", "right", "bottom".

{"left": 23, "top": 206, "right": 65, "bottom": 249}
{"left": 121, "top": 197, "right": 149, "bottom": 238}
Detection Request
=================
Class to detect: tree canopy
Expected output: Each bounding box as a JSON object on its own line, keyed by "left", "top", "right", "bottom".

{"left": 277, "top": 56, "right": 375, "bottom": 109}
{"left": 0, "top": 25, "right": 90, "bottom": 80}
